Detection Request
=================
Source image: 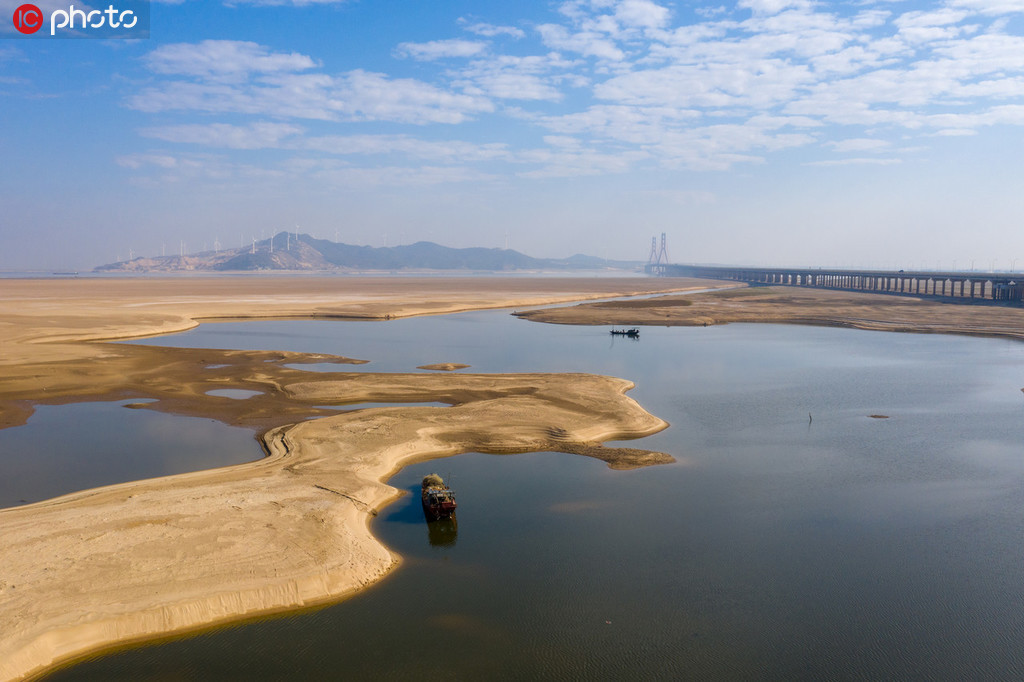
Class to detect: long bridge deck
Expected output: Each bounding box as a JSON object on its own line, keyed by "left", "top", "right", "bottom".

{"left": 652, "top": 264, "right": 1024, "bottom": 303}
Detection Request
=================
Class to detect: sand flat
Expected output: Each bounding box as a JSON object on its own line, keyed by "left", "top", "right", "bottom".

{"left": 0, "top": 372, "right": 669, "bottom": 682}
{"left": 7, "top": 277, "right": 1014, "bottom": 680}
{"left": 0, "top": 276, "right": 695, "bottom": 681}
{"left": 514, "top": 285, "right": 1024, "bottom": 340}
{"left": 0, "top": 276, "right": 718, "bottom": 363}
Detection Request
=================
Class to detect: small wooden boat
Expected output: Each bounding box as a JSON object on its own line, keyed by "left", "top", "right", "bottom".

{"left": 610, "top": 328, "right": 640, "bottom": 337}
{"left": 421, "top": 473, "right": 457, "bottom": 519}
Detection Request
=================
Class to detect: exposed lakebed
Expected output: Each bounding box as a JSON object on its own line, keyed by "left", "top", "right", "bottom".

{"left": 31, "top": 309, "right": 1024, "bottom": 679}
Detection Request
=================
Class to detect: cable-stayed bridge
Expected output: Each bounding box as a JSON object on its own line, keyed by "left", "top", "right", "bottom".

{"left": 644, "top": 234, "right": 1023, "bottom": 302}
{"left": 648, "top": 262, "right": 1024, "bottom": 303}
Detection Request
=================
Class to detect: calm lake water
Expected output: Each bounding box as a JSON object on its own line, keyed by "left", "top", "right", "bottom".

{"left": 0, "top": 401, "right": 259, "bottom": 508}
{"left": 37, "top": 310, "right": 1024, "bottom": 680}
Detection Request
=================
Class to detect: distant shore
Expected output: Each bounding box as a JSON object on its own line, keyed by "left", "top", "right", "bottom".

{"left": 515, "top": 285, "right": 1024, "bottom": 342}
{"left": 0, "top": 276, "right": 700, "bottom": 681}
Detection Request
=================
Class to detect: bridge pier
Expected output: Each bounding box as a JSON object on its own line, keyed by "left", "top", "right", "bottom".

{"left": 652, "top": 264, "right": 1024, "bottom": 304}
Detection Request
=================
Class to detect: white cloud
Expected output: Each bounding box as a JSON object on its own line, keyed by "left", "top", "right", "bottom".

{"left": 537, "top": 23, "right": 626, "bottom": 60}
{"left": 738, "top": 0, "right": 814, "bottom": 16}
{"left": 893, "top": 7, "right": 970, "bottom": 29}
{"left": 543, "top": 135, "right": 583, "bottom": 148}
{"left": 897, "top": 23, "right": 976, "bottom": 44}
{"left": 556, "top": 0, "right": 599, "bottom": 23}
{"left": 336, "top": 70, "right": 493, "bottom": 123}
{"left": 924, "top": 104, "right": 1024, "bottom": 129}
{"left": 118, "top": 151, "right": 490, "bottom": 189}
{"left": 134, "top": 122, "right": 514, "bottom": 170}
{"left": 131, "top": 46, "right": 494, "bottom": 124}
{"left": 935, "top": 33, "right": 1024, "bottom": 74}
{"left": 123, "top": 2, "right": 1024, "bottom": 179}
{"left": 143, "top": 40, "right": 317, "bottom": 82}
{"left": 809, "top": 44, "right": 897, "bottom": 76}
{"left": 462, "top": 71, "right": 563, "bottom": 100}
{"left": 891, "top": 8, "right": 979, "bottom": 44}
{"left": 453, "top": 53, "right": 573, "bottom": 101}
{"left": 654, "top": 123, "right": 816, "bottom": 170}
{"left": 139, "top": 122, "right": 304, "bottom": 148}
{"left": 116, "top": 153, "right": 180, "bottom": 170}
{"left": 596, "top": 60, "right": 815, "bottom": 110}
{"left": 805, "top": 157, "right": 902, "bottom": 166}
{"left": 738, "top": 10, "right": 858, "bottom": 58}
{"left": 459, "top": 20, "right": 525, "bottom": 39}
{"left": 302, "top": 135, "right": 511, "bottom": 162}
{"left": 947, "top": 0, "right": 1024, "bottom": 15}
{"left": 829, "top": 138, "right": 890, "bottom": 152}
{"left": 533, "top": 104, "right": 698, "bottom": 143}
{"left": 394, "top": 39, "right": 488, "bottom": 61}
{"left": 696, "top": 5, "right": 728, "bottom": 19}
{"left": 530, "top": 102, "right": 816, "bottom": 171}
{"left": 850, "top": 10, "right": 891, "bottom": 30}
{"left": 614, "top": 0, "right": 670, "bottom": 28}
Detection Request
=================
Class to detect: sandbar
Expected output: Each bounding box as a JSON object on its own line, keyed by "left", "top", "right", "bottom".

{"left": 515, "top": 285, "right": 1024, "bottom": 341}
{"left": 0, "top": 276, "right": 701, "bottom": 681}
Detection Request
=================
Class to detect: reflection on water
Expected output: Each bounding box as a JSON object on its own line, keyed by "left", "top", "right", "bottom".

{"left": 0, "top": 401, "right": 259, "bottom": 509}
{"left": 426, "top": 516, "right": 458, "bottom": 547}
{"left": 375, "top": 482, "right": 459, "bottom": 548}
{"left": 205, "top": 389, "right": 263, "bottom": 399}
{"left": 46, "top": 314, "right": 1024, "bottom": 679}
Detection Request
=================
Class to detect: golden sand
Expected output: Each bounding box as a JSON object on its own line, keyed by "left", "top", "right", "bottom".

{"left": 515, "top": 285, "right": 1024, "bottom": 340}
{"left": 0, "top": 275, "right": 705, "bottom": 681}
{"left": 7, "top": 277, "right": 1015, "bottom": 680}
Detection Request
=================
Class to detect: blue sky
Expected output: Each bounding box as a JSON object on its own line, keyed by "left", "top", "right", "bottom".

{"left": 2, "top": 0, "right": 1024, "bottom": 271}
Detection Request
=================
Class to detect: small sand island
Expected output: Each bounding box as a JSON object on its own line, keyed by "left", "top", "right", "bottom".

{"left": 417, "top": 362, "right": 471, "bottom": 371}
{"left": 3, "top": 276, "right": 1024, "bottom": 681}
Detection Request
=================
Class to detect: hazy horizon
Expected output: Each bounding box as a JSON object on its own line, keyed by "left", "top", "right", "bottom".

{"left": 3, "top": 0, "right": 1024, "bottom": 271}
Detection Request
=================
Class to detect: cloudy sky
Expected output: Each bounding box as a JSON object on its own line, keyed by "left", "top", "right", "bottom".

{"left": 2, "top": 0, "right": 1024, "bottom": 271}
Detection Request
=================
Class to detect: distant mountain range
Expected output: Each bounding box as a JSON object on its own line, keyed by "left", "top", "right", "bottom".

{"left": 95, "top": 232, "right": 640, "bottom": 273}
